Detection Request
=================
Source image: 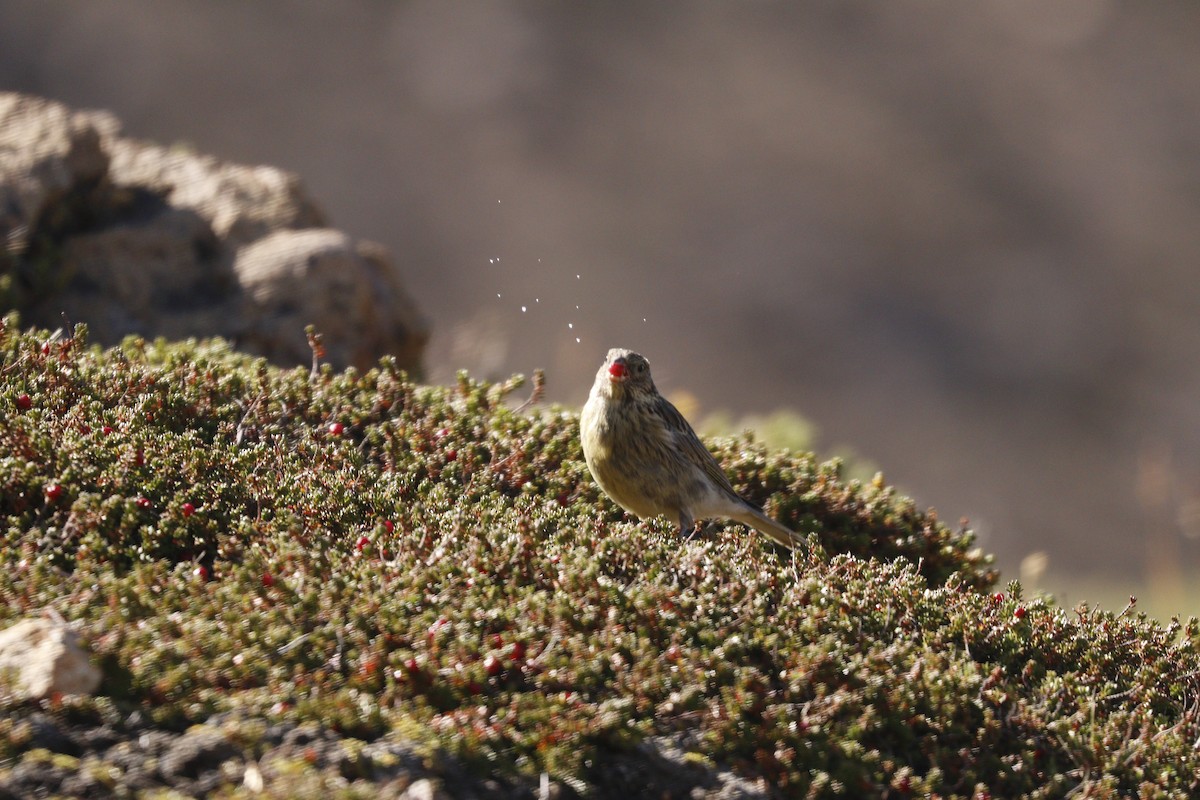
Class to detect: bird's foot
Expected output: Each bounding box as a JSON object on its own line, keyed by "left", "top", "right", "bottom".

{"left": 681, "top": 521, "right": 717, "bottom": 543}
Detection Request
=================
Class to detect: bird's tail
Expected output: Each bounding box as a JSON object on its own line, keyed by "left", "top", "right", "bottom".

{"left": 731, "top": 504, "right": 805, "bottom": 549}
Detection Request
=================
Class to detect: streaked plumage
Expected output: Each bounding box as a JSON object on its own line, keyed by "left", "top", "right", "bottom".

{"left": 580, "top": 348, "right": 803, "bottom": 548}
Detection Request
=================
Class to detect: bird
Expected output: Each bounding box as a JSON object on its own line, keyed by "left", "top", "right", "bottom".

{"left": 580, "top": 347, "right": 804, "bottom": 548}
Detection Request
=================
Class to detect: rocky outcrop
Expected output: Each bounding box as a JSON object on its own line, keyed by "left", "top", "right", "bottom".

{"left": 0, "top": 92, "right": 427, "bottom": 372}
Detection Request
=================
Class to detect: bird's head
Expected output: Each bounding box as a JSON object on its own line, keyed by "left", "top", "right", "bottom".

{"left": 593, "top": 348, "right": 656, "bottom": 399}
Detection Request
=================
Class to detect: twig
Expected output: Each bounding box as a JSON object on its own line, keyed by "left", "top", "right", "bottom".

{"left": 277, "top": 633, "right": 312, "bottom": 656}
{"left": 513, "top": 368, "right": 545, "bottom": 413}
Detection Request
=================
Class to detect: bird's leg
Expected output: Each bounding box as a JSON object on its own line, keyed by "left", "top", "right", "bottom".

{"left": 679, "top": 512, "right": 701, "bottom": 541}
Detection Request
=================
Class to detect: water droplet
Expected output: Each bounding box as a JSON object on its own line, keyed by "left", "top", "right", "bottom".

{"left": 496, "top": 293, "right": 501, "bottom": 298}
{"left": 575, "top": 337, "right": 581, "bottom": 343}
{"left": 642, "top": 318, "right": 647, "bottom": 323}
{"left": 568, "top": 323, "right": 573, "bottom": 329}
{"left": 521, "top": 306, "right": 527, "bottom": 313}
{"left": 535, "top": 298, "right": 540, "bottom": 303}
{"left": 576, "top": 274, "right": 580, "bottom": 279}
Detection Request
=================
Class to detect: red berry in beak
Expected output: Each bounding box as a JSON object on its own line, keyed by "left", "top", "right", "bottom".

{"left": 608, "top": 361, "right": 627, "bottom": 380}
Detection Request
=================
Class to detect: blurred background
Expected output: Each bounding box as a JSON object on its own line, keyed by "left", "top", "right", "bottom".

{"left": 3, "top": 1, "right": 1198, "bottom": 616}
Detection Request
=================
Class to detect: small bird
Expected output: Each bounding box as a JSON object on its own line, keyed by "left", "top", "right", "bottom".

{"left": 580, "top": 347, "right": 804, "bottom": 548}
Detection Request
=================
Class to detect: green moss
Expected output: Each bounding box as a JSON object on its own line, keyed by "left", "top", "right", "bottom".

{"left": 1, "top": 312, "right": 1198, "bottom": 797}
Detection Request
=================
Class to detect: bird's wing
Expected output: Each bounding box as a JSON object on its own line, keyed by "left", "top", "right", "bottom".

{"left": 654, "top": 397, "right": 743, "bottom": 499}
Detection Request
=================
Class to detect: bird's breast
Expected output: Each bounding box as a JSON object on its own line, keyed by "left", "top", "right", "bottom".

{"left": 581, "top": 396, "right": 616, "bottom": 460}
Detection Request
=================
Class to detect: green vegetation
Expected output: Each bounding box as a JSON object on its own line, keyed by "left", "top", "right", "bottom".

{"left": 1, "top": 313, "right": 1198, "bottom": 797}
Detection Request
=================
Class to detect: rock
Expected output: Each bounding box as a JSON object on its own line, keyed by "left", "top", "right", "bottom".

{"left": 22, "top": 713, "right": 81, "bottom": 756}
{"left": 401, "top": 777, "right": 452, "bottom": 800}
{"left": 0, "top": 92, "right": 110, "bottom": 232}
{"left": 59, "top": 758, "right": 118, "bottom": 799}
{"left": 237, "top": 229, "right": 429, "bottom": 370}
{"left": 2, "top": 757, "right": 73, "bottom": 799}
{"left": 105, "top": 738, "right": 163, "bottom": 792}
{"left": 24, "top": 198, "right": 244, "bottom": 344}
{"left": 159, "top": 729, "right": 232, "bottom": 778}
{"left": 1, "top": 91, "right": 428, "bottom": 373}
{"left": 105, "top": 135, "right": 325, "bottom": 246}
{"left": 0, "top": 93, "right": 111, "bottom": 290}
{"left": 0, "top": 618, "right": 101, "bottom": 700}
{"left": 591, "top": 733, "right": 775, "bottom": 799}
{"left": 0, "top": 711, "right": 535, "bottom": 799}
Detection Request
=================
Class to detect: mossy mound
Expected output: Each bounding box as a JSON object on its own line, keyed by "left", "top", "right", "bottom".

{"left": 1, "top": 315, "right": 1198, "bottom": 798}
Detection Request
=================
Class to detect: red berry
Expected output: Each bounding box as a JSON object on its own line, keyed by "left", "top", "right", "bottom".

{"left": 403, "top": 657, "right": 421, "bottom": 675}
{"left": 44, "top": 483, "right": 64, "bottom": 501}
{"left": 193, "top": 565, "right": 210, "bottom": 581}
{"left": 181, "top": 502, "right": 196, "bottom": 517}
{"left": 665, "top": 644, "right": 682, "bottom": 662}
{"left": 40, "top": 342, "right": 50, "bottom": 355}
{"left": 992, "top": 593, "right": 1005, "bottom": 604}
{"left": 608, "top": 361, "right": 627, "bottom": 379}
{"left": 102, "top": 425, "right": 115, "bottom": 435}
{"left": 262, "top": 572, "right": 275, "bottom": 587}
{"left": 435, "top": 427, "right": 450, "bottom": 440}
{"left": 383, "top": 519, "right": 394, "bottom": 532}
{"left": 355, "top": 535, "right": 370, "bottom": 552}
{"left": 427, "top": 618, "right": 449, "bottom": 640}
{"left": 510, "top": 641, "right": 527, "bottom": 660}
{"left": 136, "top": 496, "right": 152, "bottom": 509}
{"left": 1013, "top": 606, "right": 1027, "bottom": 620}
{"left": 445, "top": 449, "right": 457, "bottom": 462}
{"left": 490, "top": 634, "right": 504, "bottom": 649}
{"left": 484, "top": 655, "right": 503, "bottom": 677}
{"left": 328, "top": 421, "right": 345, "bottom": 436}
{"left": 16, "top": 394, "right": 31, "bottom": 410}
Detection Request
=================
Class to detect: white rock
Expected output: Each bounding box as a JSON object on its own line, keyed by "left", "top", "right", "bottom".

{"left": 400, "top": 777, "right": 451, "bottom": 800}
{"left": 0, "top": 618, "right": 101, "bottom": 699}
